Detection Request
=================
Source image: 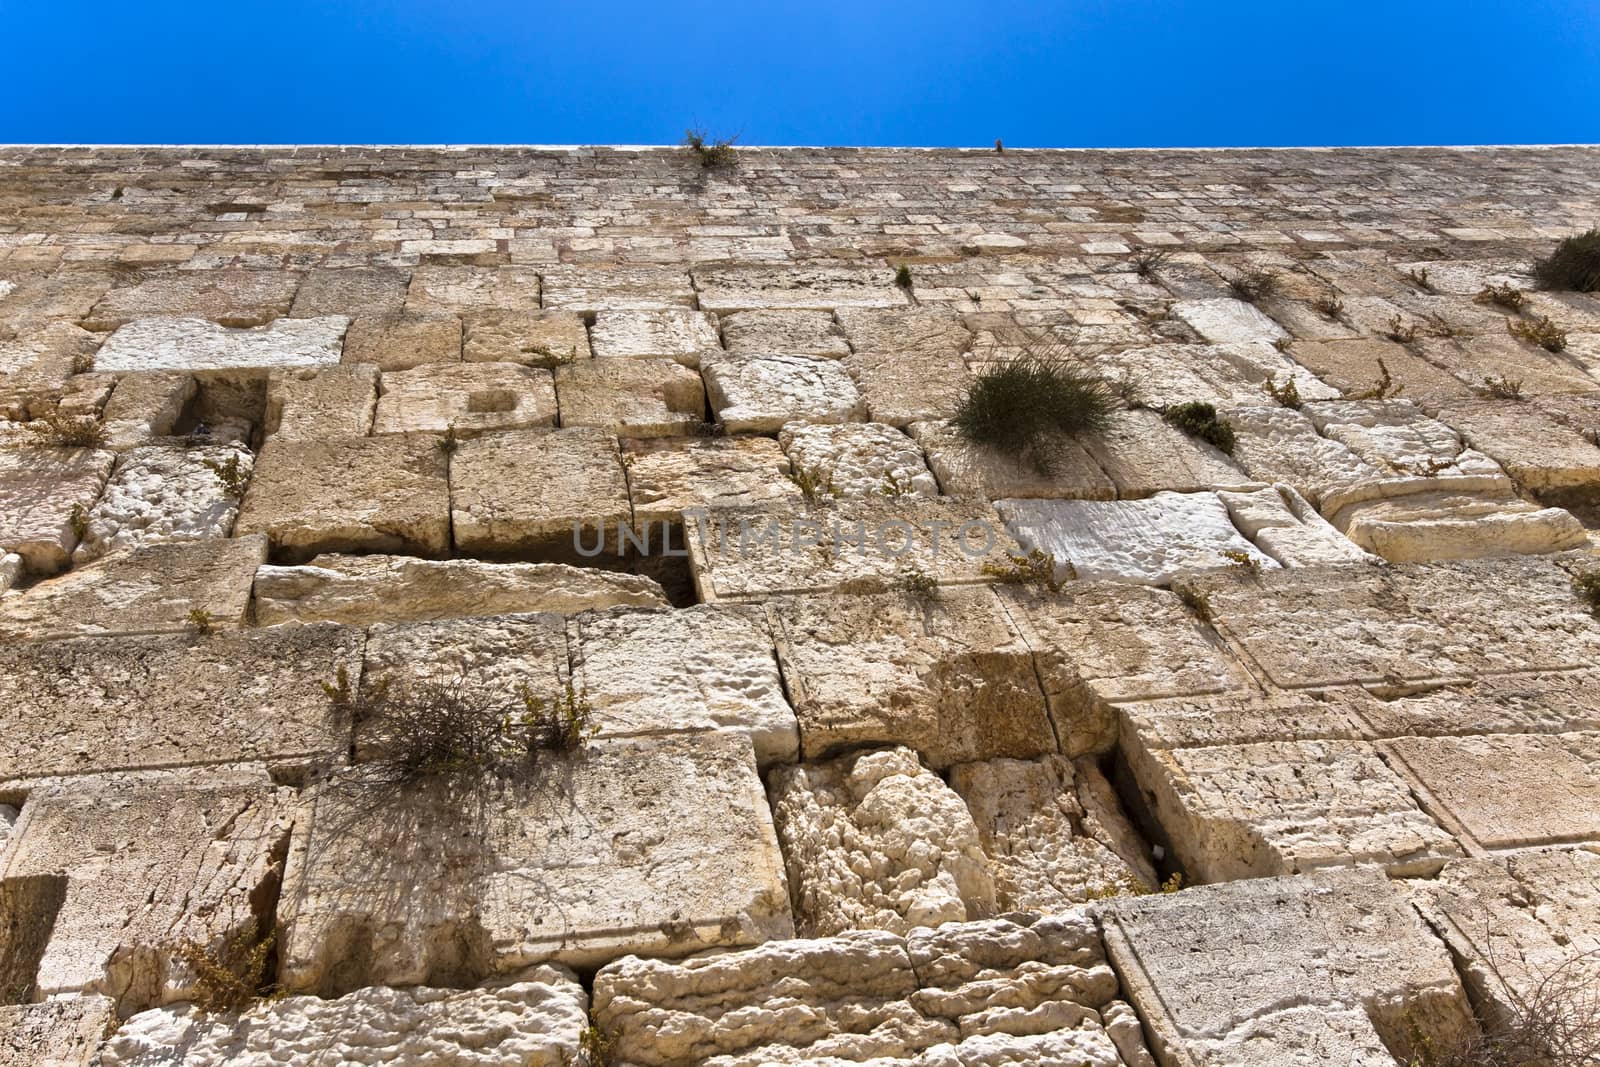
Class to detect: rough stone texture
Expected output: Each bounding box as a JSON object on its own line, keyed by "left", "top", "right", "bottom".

{"left": 1329, "top": 486, "right": 1589, "bottom": 562}
{"left": 1436, "top": 397, "right": 1600, "bottom": 502}
{"left": 99, "top": 372, "right": 195, "bottom": 450}
{"left": 779, "top": 421, "right": 939, "bottom": 499}
{"left": 1081, "top": 409, "right": 1262, "bottom": 499}
{"left": 94, "top": 317, "right": 347, "bottom": 373}
{"left": 997, "top": 492, "right": 1277, "bottom": 586}
{"left": 769, "top": 746, "right": 996, "bottom": 936}
{"left": 767, "top": 587, "right": 1056, "bottom": 768}
{"left": 262, "top": 363, "right": 378, "bottom": 442}
{"left": 461, "top": 309, "right": 590, "bottom": 366}
{"left": 1217, "top": 482, "right": 1375, "bottom": 565}
{"left": 909, "top": 419, "right": 1116, "bottom": 501}
{"left": 703, "top": 351, "right": 867, "bottom": 433}
{"left": 235, "top": 435, "right": 451, "bottom": 560}
{"left": 553, "top": 357, "right": 706, "bottom": 438}
{"left": 1171, "top": 298, "right": 1289, "bottom": 344}
{"left": 73, "top": 444, "right": 250, "bottom": 562}
{"left": 721, "top": 309, "right": 850, "bottom": 357}
{"left": 540, "top": 265, "right": 695, "bottom": 312}
{"left": 83, "top": 271, "right": 299, "bottom": 332}
{"left": 0, "top": 446, "right": 116, "bottom": 574}
{"left": 449, "top": 427, "right": 630, "bottom": 556}
{"left": 342, "top": 312, "right": 462, "bottom": 370}
{"left": 372, "top": 362, "right": 557, "bottom": 437}
{"left": 623, "top": 435, "right": 800, "bottom": 525}
{"left": 844, "top": 348, "right": 970, "bottom": 428}
{"left": 405, "top": 266, "right": 539, "bottom": 312}
{"left": 0, "top": 997, "right": 116, "bottom": 1067}
{"left": 590, "top": 308, "right": 721, "bottom": 367}
{"left": 1101, "top": 867, "right": 1476, "bottom": 1067}
{"left": 253, "top": 553, "right": 667, "bottom": 626}
{"left": 100, "top": 967, "right": 588, "bottom": 1067}
{"left": 1222, "top": 403, "right": 1383, "bottom": 506}
{"left": 277, "top": 732, "right": 793, "bottom": 993}
{"left": 695, "top": 265, "right": 907, "bottom": 314}
{"left": 835, "top": 306, "right": 972, "bottom": 356}
{"left": 288, "top": 266, "right": 409, "bottom": 318}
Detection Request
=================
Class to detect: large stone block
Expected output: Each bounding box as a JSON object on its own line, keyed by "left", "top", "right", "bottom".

{"left": 553, "top": 358, "right": 706, "bottom": 438}
{"left": 0, "top": 446, "right": 115, "bottom": 574}
{"left": 450, "top": 428, "right": 630, "bottom": 556}
{"left": 73, "top": 444, "right": 249, "bottom": 563}
{"left": 372, "top": 362, "right": 557, "bottom": 437}
{"left": 83, "top": 271, "right": 300, "bottom": 332}
{"left": 779, "top": 421, "right": 938, "bottom": 499}
{"left": 843, "top": 348, "right": 970, "bottom": 428}
{"left": 1217, "top": 483, "right": 1374, "bottom": 566}
{"left": 98, "top": 371, "right": 195, "bottom": 450}
{"left": 703, "top": 352, "right": 866, "bottom": 433}
{"left": 622, "top": 435, "right": 800, "bottom": 525}
{"left": 694, "top": 265, "right": 907, "bottom": 314}
{"left": 94, "top": 317, "right": 348, "bottom": 373}
{"left": 462, "top": 309, "right": 590, "bottom": 366}
{"left": 1327, "top": 486, "right": 1588, "bottom": 562}
{"left": 836, "top": 306, "right": 971, "bottom": 355}
{"left": 262, "top": 363, "right": 378, "bottom": 442}
{"left": 909, "top": 418, "right": 1115, "bottom": 501}
{"left": 1436, "top": 397, "right": 1600, "bottom": 502}
{"left": 405, "top": 266, "right": 539, "bottom": 312}
{"left": 1081, "top": 409, "right": 1261, "bottom": 499}
{"left": 287, "top": 266, "right": 409, "bottom": 318}
{"left": 539, "top": 266, "right": 695, "bottom": 312}
{"left": 342, "top": 312, "right": 461, "bottom": 370}
{"left": 0, "top": 996, "right": 116, "bottom": 1067}
{"left": 1222, "top": 402, "right": 1382, "bottom": 506}
{"left": 1171, "top": 298, "right": 1288, "bottom": 344}
{"left": 589, "top": 308, "right": 720, "bottom": 367}
{"left": 721, "top": 308, "right": 850, "bottom": 357}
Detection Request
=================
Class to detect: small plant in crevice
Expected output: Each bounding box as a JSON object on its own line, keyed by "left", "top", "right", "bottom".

{"left": 1083, "top": 871, "right": 1184, "bottom": 902}
{"left": 575, "top": 1022, "right": 617, "bottom": 1067}
{"left": 319, "top": 665, "right": 356, "bottom": 707}
{"left": 691, "top": 419, "right": 727, "bottom": 438}
{"left": 68, "top": 503, "right": 89, "bottom": 542}
{"left": 1480, "top": 375, "right": 1524, "bottom": 400}
{"left": 981, "top": 548, "right": 1071, "bottom": 594}
{"left": 202, "top": 453, "right": 250, "bottom": 498}
{"left": 1507, "top": 314, "right": 1567, "bottom": 353}
{"left": 1531, "top": 227, "right": 1600, "bottom": 292}
{"left": 186, "top": 608, "right": 216, "bottom": 636}
{"left": 1404, "top": 948, "right": 1600, "bottom": 1067}
{"left": 70, "top": 350, "right": 95, "bottom": 375}
{"left": 786, "top": 464, "right": 838, "bottom": 503}
{"left": 894, "top": 264, "right": 913, "bottom": 290}
{"left": 437, "top": 427, "right": 460, "bottom": 456}
{"left": 1228, "top": 268, "right": 1280, "bottom": 304}
{"left": 1220, "top": 548, "right": 1262, "bottom": 575}
{"left": 683, "top": 128, "right": 738, "bottom": 169}
{"left": 1163, "top": 401, "right": 1236, "bottom": 455}
{"left": 1272, "top": 337, "right": 1293, "bottom": 354}
{"left": 1129, "top": 247, "right": 1171, "bottom": 279}
{"left": 951, "top": 348, "right": 1118, "bottom": 474}
{"left": 1410, "top": 456, "right": 1454, "bottom": 477}
{"left": 994, "top": 138, "right": 1004, "bottom": 154}
{"left": 1263, "top": 375, "right": 1302, "bottom": 409}
{"left": 1475, "top": 283, "right": 1527, "bottom": 311}
{"left": 1176, "top": 586, "right": 1213, "bottom": 623}
{"left": 1312, "top": 293, "right": 1345, "bottom": 320}
{"left": 172, "top": 921, "right": 275, "bottom": 1014}
{"left": 879, "top": 470, "right": 916, "bottom": 498}
{"left": 1574, "top": 571, "right": 1600, "bottom": 618}
{"left": 1403, "top": 266, "right": 1434, "bottom": 292}
{"left": 26, "top": 410, "right": 107, "bottom": 448}
{"left": 892, "top": 564, "right": 939, "bottom": 601}
{"left": 1385, "top": 314, "right": 1417, "bottom": 344}
{"left": 1352, "top": 358, "right": 1404, "bottom": 400}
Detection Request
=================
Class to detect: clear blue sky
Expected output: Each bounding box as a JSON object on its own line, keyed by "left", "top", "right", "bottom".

{"left": 4, "top": 1, "right": 1597, "bottom": 147}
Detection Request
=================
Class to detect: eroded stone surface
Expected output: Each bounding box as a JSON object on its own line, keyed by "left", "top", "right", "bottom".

{"left": 590, "top": 308, "right": 720, "bottom": 367}
{"left": 1218, "top": 483, "right": 1374, "bottom": 566}
{"left": 703, "top": 352, "right": 867, "bottom": 433}
{"left": 909, "top": 419, "right": 1115, "bottom": 501}
{"left": 99, "top": 372, "right": 194, "bottom": 450}
{"left": 623, "top": 435, "right": 800, "bottom": 525}
{"left": 721, "top": 309, "right": 850, "bottom": 357}
{"left": 95, "top": 317, "right": 347, "bottom": 373}
{"left": 779, "top": 421, "right": 939, "bottom": 499}
{"left": 1171, "top": 298, "right": 1289, "bottom": 345}
{"left": 73, "top": 444, "right": 250, "bottom": 562}
{"left": 0, "top": 446, "right": 116, "bottom": 574}
{"left": 372, "top": 362, "right": 557, "bottom": 436}
{"left": 84, "top": 271, "right": 299, "bottom": 332}
{"left": 342, "top": 312, "right": 461, "bottom": 370}
{"left": 462, "top": 310, "right": 590, "bottom": 366}
{"left": 695, "top": 265, "right": 907, "bottom": 314}
{"left": 450, "top": 427, "right": 629, "bottom": 556}
{"left": 1081, "top": 409, "right": 1261, "bottom": 499}
{"left": 553, "top": 358, "right": 706, "bottom": 438}
{"left": 0, "top": 997, "right": 116, "bottom": 1067}
{"left": 263, "top": 364, "right": 378, "bottom": 442}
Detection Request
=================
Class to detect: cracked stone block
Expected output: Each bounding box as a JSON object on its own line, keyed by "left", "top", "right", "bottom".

{"left": 539, "top": 266, "right": 695, "bottom": 312}
{"left": 590, "top": 309, "right": 720, "bottom": 367}
{"left": 1349, "top": 671, "right": 1600, "bottom": 739}
{"left": 1101, "top": 867, "right": 1475, "bottom": 1067}
{"left": 1178, "top": 555, "right": 1600, "bottom": 690}
{"left": 73, "top": 444, "right": 250, "bottom": 563}
{"left": 623, "top": 435, "right": 800, "bottom": 525}
{"left": 909, "top": 419, "right": 1115, "bottom": 501}
{"left": 461, "top": 309, "right": 590, "bottom": 366}
{"left": 779, "top": 422, "right": 938, "bottom": 499}
{"left": 1382, "top": 732, "right": 1600, "bottom": 850}
{"left": 553, "top": 358, "right": 706, "bottom": 438}
{"left": 0, "top": 766, "right": 293, "bottom": 1015}
{"left": 570, "top": 604, "right": 798, "bottom": 767}
{"left": 0, "top": 535, "right": 264, "bottom": 641}
{"left": 720, "top": 309, "right": 850, "bottom": 357}
{"left": 342, "top": 312, "right": 461, "bottom": 370}
{"left": 843, "top": 348, "right": 969, "bottom": 428}
{"left": 1436, "top": 398, "right": 1600, "bottom": 502}
{"left": 404, "top": 266, "right": 539, "bottom": 312}
{"left": 1286, "top": 338, "right": 1477, "bottom": 408}
{"left": 288, "top": 267, "right": 409, "bottom": 318}
{"left": 94, "top": 317, "right": 347, "bottom": 373}
{"left": 99, "top": 372, "right": 196, "bottom": 450}
{"left": 769, "top": 746, "right": 996, "bottom": 936}
{"left": 1304, "top": 398, "right": 1509, "bottom": 482}
{"left": 450, "top": 428, "right": 630, "bottom": 556}
{"left": 1327, "top": 486, "right": 1589, "bottom": 562}
{"left": 0, "top": 621, "right": 359, "bottom": 783}
{"left": 276, "top": 731, "right": 793, "bottom": 993}
{"left": 694, "top": 265, "right": 908, "bottom": 315}
{"left": 948, "top": 755, "right": 1158, "bottom": 908}
{"left": 1081, "top": 409, "right": 1261, "bottom": 498}
{"left": 373, "top": 362, "right": 557, "bottom": 436}
{"left": 703, "top": 352, "right": 866, "bottom": 433}
{"left": 0, "top": 446, "right": 116, "bottom": 574}
{"left": 100, "top": 967, "right": 588, "bottom": 1067}
{"left": 235, "top": 435, "right": 451, "bottom": 560}
{"left": 591, "top": 911, "right": 1141, "bottom": 1067}
{"left": 1171, "top": 298, "right": 1288, "bottom": 344}
{"left": 997, "top": 492, "right": 1276, "bottom": 586}
{"left": 253, "top": 554, "right": 666, "bottom": 626}
{"left": 836, "top": 306, "right": 971, "bottom": 355}
{"left": 687, "top": 497, "right": 1020, "bottom": 602}
{"left": 1094, "top": 342, "right": 1338, "bottom": 411}
{"left": 1218, "top": 483, "right": 1374, "bottom": 565}
{"left": 768, "top": 587, "right": 1055, "bottom": 768}
{"left": 83, "top": 271, "right": 299, "bottom": 331}
{"left": 1222, "top": 403, "right": 1383, "bottom": 506}
{"left": 0, "top": 996, "right": 115, "bottom": 1067}
{"left": 263, "top": 364, "right": 378, "bottom": 442}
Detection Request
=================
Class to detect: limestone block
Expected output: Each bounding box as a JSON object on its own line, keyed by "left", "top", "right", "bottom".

{"left": 694, "top": 265, "right": 908, "bottom": 314}
{"left": 1170, "top": 298, "right": 1289, "bottom": 344}
{"left": 99, "top": 371, "right": 195, "bottom": 450}
{"left": 1100, "top": 868, "right": 1475, "bottom": 1067}
{"left": 0, "top": 767, "right": 293, "bottom": 1015}
{"left": 686, "top": 497, "right": 1020, "bottom": 602}
{"left": 94, "top": 317, "right": 347, "bottom": 373}
{"left": 0, "top": 554, "right": 19, "bottom": 596}
{"left": 769, "top": 746, "right": 996, "bottom": 937}
{"left": 1117, "top": 691, "right": 1371, "bottom": 758}
{"left": 767, "top": 587, "right": 1055, "bottom": 768}
{"left": 0, "top": 446, "right": 116, "bottom": 574}
{"left": 844, "top": 348, "right": 969, "bottom": 428}
{"left": 835, "top": 306, "right": 971, "bottom": 355}
{"left": 234, "top": 435, "right": 451, "bottom": 560}
{"left": 83, "top": 271, "right": 299, "bottom": 331}
{"left": 253, "top": 554, "right": 666, "bottom": 626}
{"left": 908, "top": 419, "right": 1115, "bottom": 501}
{"left": 288, "top": 266, "right": 409, "bottom": 318}
{"left": 721, "top": 309, "right": 850, "bottom": 357}
{"left": 0, "top": 324, "right": 105, "bottom": 420}
{"left": 623, "top": 435, "right": 800, "bottom": 525}
{"left": 948, "top": 755, "right": 1157, "bottom": 908}
{"left": 1287, "top": 338, "right": 1478, "bottom": 408}
{"left": 0, "top": 996, "right": 115, "bottom": 1067}
{"left": 569, "top": 604, "right": 798, "bottom": 766}
{"left": 1193, "top": 340, "right": 1343, "bottom": 403}
{"left": 0, "top": 621, "right": 359, "bottom": 782}
{"left": 262, "top": 363, "right": 377, "bottom": 442}
{"left": 462, "top": 309, "right": 590, "bottom": 366}
{"left": 539, "top": 266, "right": 695, "bottom": 312}
{"left": 0, "top": 535, "right": 264, "bottom": 640}
{"left": 1081, "top": 408, "right": 1261, "bottom": 498}
{"left": 450, "top": 428, "right": 630, "bottom": 556}
{"left": 100, "top": 967, "right": 587, "bottom": 1067}
{"left": 703, "top": 352, "right": 866, "bottom": 433}
{"left": 779, "top": 421, "right": 938, "bottom": 499}
{"left": 1425, "top": 332, "right": 1598, "bottom": 395}
{"left": 1305, "top": 398, "right": 1507, "bottom": 480}
{"left": 997, "top": 492, "right": 1276, "bottom": 586}
{"left": 1217, "top": 483, "right": 1374, "bottom": 566}
{"left": 1350, "top": 670, "right": 1600, "bottom": 738}
{"left": 1221, "top": 403, "right": 1382, "bottom": 505}
{"left": 373, "top": 362, "right": 557, "bottom": 436}
{"left": 553, "top": 358, "right": 706, "bottom": 438}
{"left": 1436, "top": 397, "right": 1600, "bottom": 501}
{"left": 590, "top": 308, "right": 720, "bottom": 367}
{"left": 277, "top": 732, "right": 793, "bottom": 993}
{"left": 1382, "top": 732, "right": 1600, "bottom": 850}
{"left": 342, "top": 312, "right": 461, "bottom": 370}
{"left": 1328, "top": 487, "right": 1589, "bottom": 562}
{"left": 405, "top": 266, "right": 539, "bottom": 312}
{"left": 1088, "top": 344, "right": 1284, "bottom": 411}
{"left": 73, "top": 444, "right": 250, "bottom": 563}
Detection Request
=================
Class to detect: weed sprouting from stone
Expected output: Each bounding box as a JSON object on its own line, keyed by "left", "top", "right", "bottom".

{"left": 683, "top": 128, "right": 738, "bottom": 169}
{"left": 202, "top": 454, "right": 250, "bottom": 498}
{"left": 1263, "top": 375, "right": 1302, "bottom": 409}
{"left": 1163, "top": 401, "right": 1236, "bottom": 455}
{"left": 1475, "top": 283, "right": 1526, "bottom": 311}
{"left": 787, "top": 464, "right": 838, "bottom": 503}
{"left": 1130, "top": 247, "right": 1171, "bottom": 278}
{"left": 1386, "top": 315, "right": 1417, "bottom": 344}
{"left": 1574, "top": 571, "right": 1600, "bottom": 618}
{"left": 1228, "top": 268, "right": 1280, "bottom": 303}
{"left": 186, "top": 608, "right": 216, "bottom": 636}
{"left": 981, "top": 548, "right": 1071, "bottom": 593}
{"left": 1353, "top": 358, "right": 1404, "bottom": 400}
{"left": 1312, "top": 293, "right": 1345, "bottom": 320}
{"left": 1532, "top": 228, "right": 1600, "bottom": 292}
{"left": 892, "top": 564, "right": 939, "bottom": 601}
{"left": 894, "top": 265, "right": 913, "bottom": 290}
{"left": 1507, "top": 314, "right": 1567, "bottom": 353}
{"left": 951, "top": 343, "right": 1117, "bottom": 473}
{"left": 1481, "top": 375, "right": 1524, "bottom": 400}
{"left": 172, "top": 921, "right": 275, "bottom": 1014}
{"left": 26, "top": 411, "right": 107, "bottom": 448}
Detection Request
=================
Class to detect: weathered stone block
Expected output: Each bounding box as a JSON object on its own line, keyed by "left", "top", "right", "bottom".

{"left": 721, "top": 309, "right": 850, "bottom": 357}
{"left": 404, "top": 266, "right": 539, "bottom": 312}
{"left": 909, "top": 418, "right": 1115, "bottom": 500}
{"left": 73, "top": 444, "right": 249, "bottom": 563}
{"left": 0, "top": 996, "right": 115, "bottom": 1067}
{"left": 703, "top": 352, "right": 866, "bottom": 433}
{"left": 461, "top": 309, "right": 590, "bottom": 366}
{"left": 590, "top": 308, "right": 720, "bottom": 367}
{"left": 1328, "top": 486, "right": 1588, "bottom": 562}
{"left": 553, "top": 358, "right": 705, "bottom": 438}
{"left": 373, "top": 362, "right": 557, "bottom": 436}
{"left": 0, "top": 446, "right": 116, "bottom": 574}
{"left": 835, "top": 306, "right": 971, "bottom": 355}
{"left": 1171, "top": 298, "right": 1288, "bottom": 344}
{"left": 450, "top": 428, "right": 629, "bottom": 556}
{"left": 99, "top": 371, "right": 195, "bottom": 450}
{"left": 1082, "top": 409, "right": 1261, "bottom": 498}
{"left": 622, "top": 435, "right": 799, "bottom": 525}
{"left": 263, "top": 363, "right": 378, "bottom": 442}
{"left": 94, "top": 317, "right": 347, "bottom": 373}
{"left": 695, "top": 265, "right": 907, "bottom": 314}
{"left": 843, "top": 348, "right": 969, "bottom": 428}
{"left": 1437, "top": 397, "right": 1600, "bottom": 501}
{"left": 1218, "top": 483, "right": 1374, "bottom": 565}
{"left": 83, "top": 271, "right": 299, "bottom": 332}
{"left": 288, "top": 267, "right": 409, "bottom": 318}
{"left": 342, "top": 312, "right": 461, "bottom": 370}
{"left": 779, "top": 421, "right": 938, "bottom": 499}
{"left": 539, "top": 266, "right": 695, "bottom": 312}
{"left": 1222, "top": 403, "right": 1382, "bottom": 505}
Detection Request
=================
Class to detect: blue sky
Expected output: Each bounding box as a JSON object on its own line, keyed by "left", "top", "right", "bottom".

{"left": 4, "top": 1, "right": 1597, "bottom": 146}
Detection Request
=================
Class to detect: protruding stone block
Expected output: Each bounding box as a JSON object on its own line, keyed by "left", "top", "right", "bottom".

{"left": 95, "top": 317, "right": 348, "bottom": 373}
{"left": 779, "top": 421, "right": 938, "bottom": 499}
{"left": 449, "top": 428, "right": 630, "bottom": 557}
{"left": 590, "top": 308, "right": 720, "bottom": 367}
{"left": 372, "top": 362, "right": 557, "bottom": 437}
{"left": 622, "top": 435, "right": 800, "bottom": 525}
{"left": 263, "top": 363, "right": 378, "bottom": 442}
{"left": 703, "top": 352, "right": 866, "bottom": 433}
{"left": 83, "top": 271, "right": 299, "bottom": 332}
{"left": 73, "top": 444, "right": 250, "bottom": 563}
{"left": 0, "top": 446, "right": 116, "bottom": 574}
{"left": 553, "top": 358, "right": 706, "bottom": 438}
